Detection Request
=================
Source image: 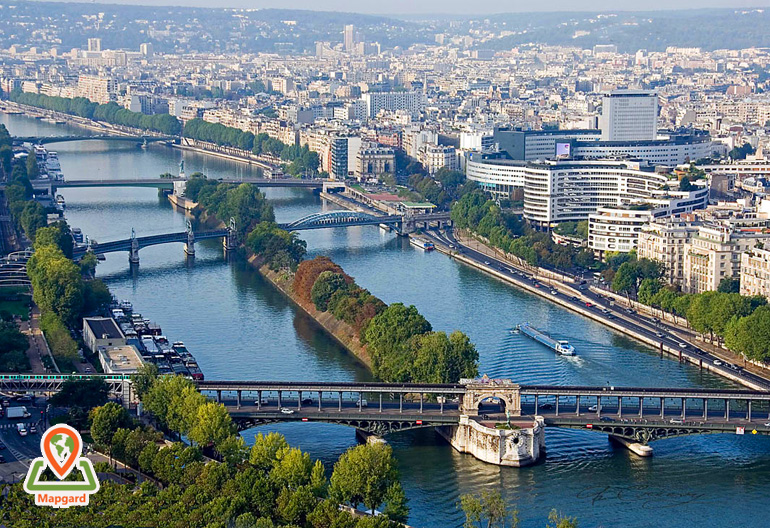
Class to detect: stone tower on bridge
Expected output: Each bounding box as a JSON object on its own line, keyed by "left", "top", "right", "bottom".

{"left": 460, "top": 377, "right": 522, "bottom": 416}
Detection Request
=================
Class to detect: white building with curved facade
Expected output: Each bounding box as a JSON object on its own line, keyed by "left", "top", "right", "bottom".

{"left": 466, "top": 155, "right": 687, "bottom": 229}
{"left": 587, "top": 185, "right": 710, "bottom": 256}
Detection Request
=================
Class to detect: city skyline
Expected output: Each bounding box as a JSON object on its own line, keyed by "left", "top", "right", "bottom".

{"left": 44, "top": 0, "right": 770, "bottom": 15}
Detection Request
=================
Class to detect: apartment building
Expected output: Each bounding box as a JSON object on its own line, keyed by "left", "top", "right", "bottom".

{"left": 77, "top": 74, "right": 116, "bottom": 104}
{"left": 638, "top": 218, "right": 701, "bottom": 287}
{"left": 418, "top": 144, "right": 458, "bottom": 175}
{"left": 740, "top": 247, "right": 770, "bottom": 299}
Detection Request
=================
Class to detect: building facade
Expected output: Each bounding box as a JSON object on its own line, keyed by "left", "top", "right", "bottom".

{"left": 600, "top": 89, "right": 659, "bottom": 141}
{"left": 77, "top": 74, "right": 116, "bottom": 104}
{"left": 355, "top": 145, "right": 395, "bottom": 181}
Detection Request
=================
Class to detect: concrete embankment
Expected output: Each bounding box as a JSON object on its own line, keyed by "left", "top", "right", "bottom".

{"left": 432, "top": 242, "right": 769, "bottom": 391}
{"left": 171, "top": 141, "right": 275, "bottom": 171}
{"left": 247, "top": 255, "right": 373, "bottom": 370}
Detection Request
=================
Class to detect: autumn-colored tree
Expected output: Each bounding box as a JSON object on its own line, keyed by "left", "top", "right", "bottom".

{"left": 292, "top": 256, "right": 345, "bottom": 303}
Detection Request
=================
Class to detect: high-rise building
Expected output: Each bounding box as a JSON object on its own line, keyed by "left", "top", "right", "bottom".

{"left": 740, "top": 247, "right": 770, "bottom": 299}
{"left": 330, "top": 137, "right": 349, "bottom": 180}
{"left": 599, "top": 90, "right": 659, "bottom": 142}
{"left": 344, "top": 25, "right": 356, "bottom": 52}
{"left": 139, "top": 43, "right": 154, "bottom": 56}
{"left": 361, "top": 91, "right": 423, "bottom": 118}
{"left": 87, "top": 38, "right": 102, "bottom": 52}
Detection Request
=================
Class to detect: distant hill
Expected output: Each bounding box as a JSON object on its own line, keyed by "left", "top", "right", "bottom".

{"left": 0, "top": 3, "right": 767, "bottom": 53}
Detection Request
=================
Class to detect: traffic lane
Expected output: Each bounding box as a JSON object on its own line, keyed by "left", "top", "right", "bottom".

{"left": 438, "top": 230, "right": 770, "bottom": 389}
{"left": 221, "top": 399, "right": 462, "bottom": 414}
{"left": 522, "top": 404, "right": 770, "bottom": 422}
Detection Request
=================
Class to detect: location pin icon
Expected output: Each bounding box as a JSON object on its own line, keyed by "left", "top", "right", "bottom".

{"left": 41, "top": 424, "right": 82, "bottom": 480}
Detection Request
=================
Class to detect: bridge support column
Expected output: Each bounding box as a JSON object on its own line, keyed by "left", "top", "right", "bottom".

{"left": 257, "top": 391, "right": 261, "bottom": 410}
{"left": 216, "top": 390, "right": 221, "bottom": 403}
{"left": 399, "top": 394, "right": 403, "bottom": 413}
{"left": 660, "top": 398, "right": 665, "bottom": 419}
{"left": 379, "top": 393, "right": 383, "bottom": 413}
{"left": 576, "top": 396, "right": 580, "bottom": 417}
{"left": 748, "top": 400, "right": 752, "bottom": 422}
{"left": 185, "top": 232, "right": 195, "bottom": 258}
{"left": 298, "top": 392, "right": 302, "bottom": 411}
{"left": 318, "top": 392, "right": 322, "bottom": 412}
{"left": 618, "top": 397, "right": 622, "bottom": 418}
{"left": 338, "top": 393, "right": 342, "bottom": 412}
{"left": 703, "top": 399, "right": 707, "bottom": 421}
{"left": 236, "top": 390, "right": 241, "bottom": 409}
{"left": 555, "top": 396, "right": 559, "bottom": 416}
{"left": 278, "top": 391, "right": 282, "bottom": 408}
{"left": 129, "top": 240, "right": 140, "bottom": 265}
{"left": 639, "top": 397, "right": 643, "bottom": 418}
{"left": 682, "top": 398, "right": 686, "bottom": 420}
{"left": 726, "top": 399, "right": 730, "bottom": 421}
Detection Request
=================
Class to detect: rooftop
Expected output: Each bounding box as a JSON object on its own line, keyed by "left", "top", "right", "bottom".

{"left": 98, "top": 345, "right": 144, "bottom": 374}
{"left": 84, "top": 317, "right": 124, "bottom": 340}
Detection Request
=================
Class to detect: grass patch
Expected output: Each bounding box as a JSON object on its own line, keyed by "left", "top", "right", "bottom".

{"left": 0, "top": 297, "right": 31, "bottom": 321}
{"left": 495, "top": 423, "right": 521, "bottom": 430}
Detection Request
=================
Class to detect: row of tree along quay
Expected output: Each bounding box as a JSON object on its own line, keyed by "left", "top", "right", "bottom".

{"left": 182, "top": 171, "right": 479, "bottom": 384}
{"left": 0, "top": 124, "right": 111, "bottom": 372}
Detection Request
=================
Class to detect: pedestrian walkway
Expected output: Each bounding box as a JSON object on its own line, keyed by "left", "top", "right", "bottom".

{"left": 21, "top": 306, "right": 58, "bottom": 374}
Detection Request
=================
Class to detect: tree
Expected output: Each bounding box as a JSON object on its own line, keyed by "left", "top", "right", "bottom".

{"left": 363, "top": 303, "right": 432, "bottom": 381}
{"left": 26, "top": 152, "right": 40, "bottom": 180}
{"left": 679, "top": 176, "right": 693, "bottom": 191}
{"left": 546, "top": 510, "right": 578, "bottom": 528}
{"left": 382, "top": 483, "right": 409, "bottom": 523}
{"left": 250, "top": 432, "right": 289, "bottom": 470}
{"left": 637, "top": 278, "right": 662, "bottom": 305}
{"left": 49, "top": 378, "right": 109, "bottom": 409}
{"left": 459, "top": 491, "right": 518, "bottom": 528}
{"left": 90, "top": 402, "right": 132, "bottom": 448}
{"left": 270, "top": 447, "right": 313, "bottom": 489}
{"left": 718, "top": 276, "right": 740, "bottom": 293}
{"left": 311, "top": 271, "right": 350, "bottom": 311}
{"left": 329, "top": 444, "right": 403, "bottom": 516}
{"left": 188, "top": 401, "right": 235, "bottom": 449}
{"left": 132, "top": 362, "right": 159, "bottom": 399}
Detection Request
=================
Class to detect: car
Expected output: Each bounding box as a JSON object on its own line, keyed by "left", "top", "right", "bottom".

{"left": 538, "top": 403, "right": 554, "bottom": 410}
{"left": 0, "top": 454, "right": 5, "bottom": 463}
{"left": 600, "top": 417, "right": 614, "bottom": 422}
{"left": 601, "top": 308, "right": 611, "bottom": 314}
{"left": 29, "top": 424, "right": 37, "bottom": 434}
{"left": 484, "top": 261, "right": 490, "bottom": 265}
{"left": 626, "top": 308, "right": 635, "bottom": 314}
{"left": 17, "top": 394, "right": 34, "bottom": 403}
{"left": 255, "top": 397, "right": 269, "bottom": 405}
{"left": 357, "top": 398, "right": 368, "bottom": 407}
{"left": 84, "top": 366, "right": 93, "bottom": 373}
{"left": 1, "top": 400, "right": 9, "bottom": 408}
{"left": 279, "top": 408, "right": 295, "bottom": 415}
{"left": 764, "top": 422, "right": 770, "bottom": 427}
{"left": 571, "top": 296, "right": 579, "bottom": 301}
{"left": 301, "top": 398, "right": 313, "bottom": 405}
{"left": 713, "top": 360, "right": 723, "bottom": 366}
{"left": 670, "top": 418, "right": 684, "bottom": 425}
{"left": 534, "top": 283, "right": 541, "bottom": 288}
{"left": 585, "top": 302, "right": 593, "bottom": 307}
{"left": 588, "top": 405, "right": 598, "bottom": 412}
{"left": 678, "top": 342, "right": 688, "bottom": 348}
{"left": 656, "top": 332, "right": 665, "bottom": 338}
{"left": 550, "top": 290, "right": 558, "bottom": 296}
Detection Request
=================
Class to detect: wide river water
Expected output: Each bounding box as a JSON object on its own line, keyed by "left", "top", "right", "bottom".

{"left": 4, "top": 113, "right": 769, "bottom": 528}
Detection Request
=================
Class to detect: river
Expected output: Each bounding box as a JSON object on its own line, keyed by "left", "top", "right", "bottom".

{"left": 4, "top": 112, "right": 769, "bottom": 528}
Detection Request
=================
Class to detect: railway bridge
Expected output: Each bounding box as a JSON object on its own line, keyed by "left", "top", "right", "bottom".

{"left": 3, "top": 374, "right": 769, "bottom": 462}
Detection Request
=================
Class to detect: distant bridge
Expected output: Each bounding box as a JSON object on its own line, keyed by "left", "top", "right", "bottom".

{"left": 27, "top": 177, "right": 325, "bottom": 192}
{"left": 72, "top": 225, "right": 233, "bottom": 263}
{"left": 13, "top": 135, "right": 174, "bottom": 145}
{"left": 71, "top": 210, "right": 452, "bottom": 263}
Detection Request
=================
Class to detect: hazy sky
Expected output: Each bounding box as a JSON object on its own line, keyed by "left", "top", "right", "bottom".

{"left": 49, "top": 0, "right": 770, "bottom": 15}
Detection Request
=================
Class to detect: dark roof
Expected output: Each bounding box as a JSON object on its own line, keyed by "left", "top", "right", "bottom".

{"left": 84, "top": 318, "right": 124, "bottom": 340}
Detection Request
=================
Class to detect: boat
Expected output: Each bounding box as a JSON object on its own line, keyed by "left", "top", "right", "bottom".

{"left": 409, "top": 237, "right": 435, "bottom": 250}
{"left": 515, "top": 322, "right": 576, "bottom": 356}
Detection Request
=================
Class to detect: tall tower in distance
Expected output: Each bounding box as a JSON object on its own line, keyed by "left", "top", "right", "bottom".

{"left": 599, "top": 89, "right": 659, "bottom": 142}
{"left": 344, "top": 25, "right": 356, "bottom": 52}
{"left": 87, "top": 38, "right": 102, "bottom": 52}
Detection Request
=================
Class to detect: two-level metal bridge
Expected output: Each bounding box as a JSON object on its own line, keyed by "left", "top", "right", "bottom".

{"left": 26, "top": 177, "right": 325, "bottom": 193}
{"left": 4, "top": 375, "right": 767, "bottom": 448}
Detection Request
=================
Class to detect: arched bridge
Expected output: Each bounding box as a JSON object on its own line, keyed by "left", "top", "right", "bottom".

{"left": 14, "top": 135, "right": 174, "bottom": 145}
{"left": 279, "top": 211, "right": 402, "bottom": 231}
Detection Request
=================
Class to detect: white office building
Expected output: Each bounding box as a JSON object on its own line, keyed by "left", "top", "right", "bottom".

{"left": 361, "top": 91, "right": 423, "bottom": 118}
{"left": 600, "top": 90, "right": 659, "bottom": 142}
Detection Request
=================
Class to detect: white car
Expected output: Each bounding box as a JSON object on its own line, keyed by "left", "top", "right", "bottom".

{"left": 764, "top": 422, "right": 770, "bottom": 427}
{"left": 713, "top": 360, "right": 723, "bottom": 366}
{"left": 670, "top": 418, "right": 684, "bottom": 425}
{"left": 279, "top": 407, "right": 295, "bottom": 415}
{"left": 588, "top": 405, "right": 598, "bottom": 412}
{"left": 678, "top": 342, "right": 688, "bottom": 349}
{"left": 357, "top": 399, "right": 368, "bottom": 407}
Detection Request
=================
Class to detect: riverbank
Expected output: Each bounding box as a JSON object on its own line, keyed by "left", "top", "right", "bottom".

{"left": 427, "top": 230, "right": 770, "bottom": 391}
{"left": 247, "top": 254, "right": 373, "bottom": 369}
{"left": 173, "top": 139, "right": 276, "bottom": 173}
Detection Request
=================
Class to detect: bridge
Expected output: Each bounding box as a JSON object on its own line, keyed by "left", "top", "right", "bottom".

{"left": 5, "top": 374, "right": 767, "bottom": 447}
{"left": 27, "top": 177, "right": 325, "bottom": 193}
{"left": 13, "top": 135, "right": 174, "bottom": 145}
{"left": 71, "top": 210, "right": 453, "bottom": 264}
{"left": 72, "top": 223, "right": 233, "bottom": 264}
